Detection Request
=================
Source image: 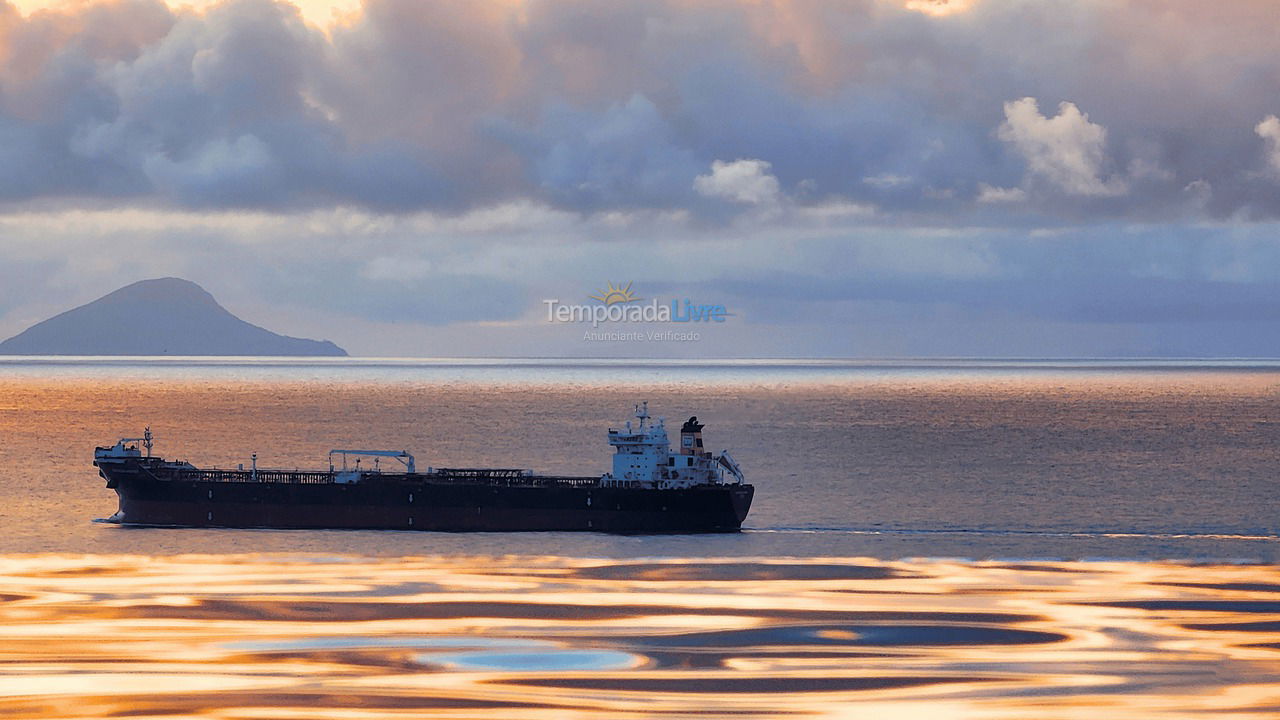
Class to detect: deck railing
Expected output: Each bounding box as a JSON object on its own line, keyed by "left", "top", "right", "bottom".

{"left": 168, "top": 468, "right": 600, "bottom": 488}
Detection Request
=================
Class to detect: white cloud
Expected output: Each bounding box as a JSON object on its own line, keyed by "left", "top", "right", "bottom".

{"left": 976, "top": 183, "right": 1026, "bottom": 204}
{"left": 796, "top": 200, "right": 875, "bottom": 220}
{"left": 693, "top": 159, "right": 782, "bottom": 204}
{"left": 862, "top": 173, "right": 911, "bottom": 189}
{"left": 904, "top": 0, "right": 977, "bottom": 17}
{"left": 1183, "top": 179, "right": 1212, "bottom": 209}
{"left": 1126, "top": 155, "right": 1173, "bottom": 182}
{"left": 1256, "top": 115, "right": 1280, "bottom": 175}
{"left": 997, "top": 97, "right": 1126, "bottom": 197}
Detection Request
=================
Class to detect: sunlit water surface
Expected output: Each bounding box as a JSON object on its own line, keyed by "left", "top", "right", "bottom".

{"left": 2, "top": 554, "right": 1280, "bottom": 719}
{"left": 1, "top": 359, "right": 1279, "bottom": 716}
{"left": 0, "top": 357, "right": 1277, "bottom": 558}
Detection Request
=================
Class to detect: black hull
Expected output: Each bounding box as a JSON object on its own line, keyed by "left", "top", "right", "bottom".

{"left": 100, "top": 466, "right": 754, "bottom": 534}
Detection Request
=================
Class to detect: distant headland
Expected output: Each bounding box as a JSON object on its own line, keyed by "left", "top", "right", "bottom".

{"left": 0, "top": 278, "right": 347, "bottom": 356}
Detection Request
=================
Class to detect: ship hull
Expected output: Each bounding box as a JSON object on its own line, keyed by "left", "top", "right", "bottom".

{"left": 101, "top": 466, "right": 754, "bottom": 534}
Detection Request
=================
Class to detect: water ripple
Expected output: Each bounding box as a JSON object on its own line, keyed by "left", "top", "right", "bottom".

{"left": 1, "top": 555, "right": 1279, "bottom": 718}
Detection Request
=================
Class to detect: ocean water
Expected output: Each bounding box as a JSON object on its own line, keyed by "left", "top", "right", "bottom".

{"left": 4, "top": 554, "right": 1280, "bottom": 719}
{"left": 1, "top": 358, "right": 1279, "bottom": 717}
{"left": 1, "top": 357, "right": 1277, "bottom": 559}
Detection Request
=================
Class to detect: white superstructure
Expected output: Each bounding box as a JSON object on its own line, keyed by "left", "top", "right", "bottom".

{"left": 94, "top": 426, "right": 152, "bottom": 463}
{"left": 600, "top": 402, "right": 745, "bottom": 489}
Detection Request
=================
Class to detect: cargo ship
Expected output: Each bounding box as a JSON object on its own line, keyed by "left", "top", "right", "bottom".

{"left": 94, "top": 404, "right": 753, "bottom": 533}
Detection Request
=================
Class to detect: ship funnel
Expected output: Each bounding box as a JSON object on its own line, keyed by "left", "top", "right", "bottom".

{"left": 679, "top": 416, "right": 706, "bottom": 456}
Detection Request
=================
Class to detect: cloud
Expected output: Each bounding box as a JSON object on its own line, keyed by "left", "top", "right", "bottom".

{"left": 526, "top": 94, "right": 702, "bottom": 210}
{"left": 1257, "top": 115, "right": 1280, "bottom": 176}
{"left": 1182, "top": 179, "right": 1212, "bottom": 210}
{"left": 862, "top": 173, "right": 911, "bottom": 189}
{"left": 3, "top": 203, "right": 1280, "bottom": 357}
{"left": 795, "top": 199, "right": 874, "bottom": 220}
{"left": 694, "top": 159, "right": 781, "bottom": 205}
{"left": 976, "top": 183, "right": 1025, "bottom": 204}
{"left": 996, "top": 97, "right": 1126, "bottom": 197}
{"left": 10, "top": 0, "right": 1280, "bottom": 360}
{"left": 140, "top": 133, "right": 278, "bottom": 205}
{"left": 2, "top": 0, "right": 1280, "bottom": 222}
{"left": 360, "top": 255, "right": 433, "bottom": 282}
{"left": 903, "top": 0, "right": 976, "bottom": 17}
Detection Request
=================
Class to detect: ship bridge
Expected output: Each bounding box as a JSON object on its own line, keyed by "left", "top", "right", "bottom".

{"left": 601, "top": 402, "right": 744, "bottom": 489}
{"left": 605, "top": 402, "right": 671, "bottom": 486}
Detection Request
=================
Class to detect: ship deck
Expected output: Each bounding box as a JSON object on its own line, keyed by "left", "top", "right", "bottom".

{"left": 169, "top": 467, "right": 601, "bottom": 488}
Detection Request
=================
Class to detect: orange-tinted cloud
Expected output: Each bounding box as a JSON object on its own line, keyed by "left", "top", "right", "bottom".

{"left": 0, "top": 0, "right": 1279, "bottom": 219}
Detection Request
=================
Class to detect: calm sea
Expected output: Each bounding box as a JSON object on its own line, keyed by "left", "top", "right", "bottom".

{"left": 1, "top": 357, "right": 1277, "bottom": 559}
{"left": 1, "top": 358, "right": 1278, "bottom": 718}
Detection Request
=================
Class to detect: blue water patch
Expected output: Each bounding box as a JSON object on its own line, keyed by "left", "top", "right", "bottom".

{"left": 424, "top": 649, "right": 642, "bottom": 672}
{"left": 223, "top": 635, "right": 642, "bottom": 671}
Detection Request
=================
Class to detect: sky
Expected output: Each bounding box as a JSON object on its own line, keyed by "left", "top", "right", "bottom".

{"left": 1, "top": 0, "right": 1279, "bottom": 357}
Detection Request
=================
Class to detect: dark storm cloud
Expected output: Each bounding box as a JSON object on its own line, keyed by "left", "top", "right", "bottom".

{"left": 2, "top": 0, "right": 1280, "bottom": 220}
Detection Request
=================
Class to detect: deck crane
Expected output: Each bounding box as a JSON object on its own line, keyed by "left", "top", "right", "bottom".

{"left": 328, "top": 449, "right": 416, "bottom": 474}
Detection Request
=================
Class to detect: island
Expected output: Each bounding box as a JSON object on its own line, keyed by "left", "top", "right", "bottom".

{"left": 0, "top": 277, "right": 347, "bottom": 356}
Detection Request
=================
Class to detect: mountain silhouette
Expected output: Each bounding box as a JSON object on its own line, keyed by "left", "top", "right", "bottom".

{"left": 0, "top": 278, "right": 347, "bottom": 356}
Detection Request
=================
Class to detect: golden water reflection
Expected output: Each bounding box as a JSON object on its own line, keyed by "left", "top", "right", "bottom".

{"left": 1, "top": 555, "right": 1279, "bottom": 718}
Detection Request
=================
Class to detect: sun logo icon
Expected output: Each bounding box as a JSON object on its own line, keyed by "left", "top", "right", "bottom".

{"left": 590, "top": 281, "right": 641, "bottom": 305}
